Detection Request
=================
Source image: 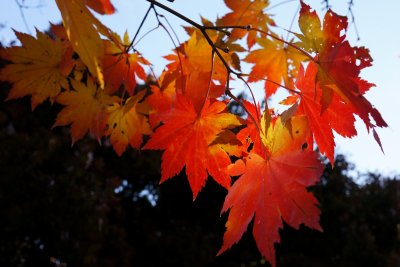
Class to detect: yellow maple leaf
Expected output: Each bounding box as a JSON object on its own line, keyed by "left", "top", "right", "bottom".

{"left": 105, "top": 90, "right": 152, "bottom": 156}
{"left": 55, "top": 0, "right": 114, "bottom": 87}
{"left": 54, "top": 79, "right": 113, "bottom": 143}
{"left": 0, "top": 30, "right": 72, "bottom": 109}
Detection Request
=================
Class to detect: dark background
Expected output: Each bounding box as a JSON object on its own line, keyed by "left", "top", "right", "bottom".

{"left": 0, "top": 76, "right": 399, "bottom": 267}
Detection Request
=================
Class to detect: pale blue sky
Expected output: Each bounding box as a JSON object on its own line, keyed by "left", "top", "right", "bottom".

{"left": 1, "top": 0, "right": 399, "bottom": 176}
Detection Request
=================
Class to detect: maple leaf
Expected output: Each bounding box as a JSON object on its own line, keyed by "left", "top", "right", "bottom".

{"left": 184, "top": 71, "right": 226, "bottom": 113}
{"left": 148, "top": 69, "right": 224, "bottom": 125}
{"left": 220, "top": 0, "right": 275, "bottom": 48}
{"left": 105, "top": 91, "right": 152, "bottom": 156}
{"left": 144, "top": 95, "right": 242, "bottom": 199}
{"left": 164, "top": 31, "right": 229, "bottom": 84}
{"left": 210, "top": 130, "right": 243, "bottom": 158}
{"left": 218, "top": 114, "right": 324, "bottom": 267}
{"left": 245, "top": 37, "right": 307, "bottom": 97}
{"left": 103, "top": 32, "right": 150, "bottom": 95}
{"left": 163, "top": 32, "right": 230, "bottom": 112}
{"left": 317, "top": 42, "right": 387, "bottom": 130}
{"left": 282, "top": 62, "right": 357, "bottom": 163}
{"left": 296, "top": 2, "right": 387, "bottom": 149}
{"left": 55, "top": 0, "right": 114, "bottom": 87}
{"left": 235, "top": 100, "right": 263, "bottom": 153}
{"left": 54, "top": 79, "right": 113, "bottom": 143}
{"left": 295, "top": 2, "right": 324, "bottom": 53}
{"left": 296, "top": 1, "right": 348, "bottom": 54}
{"left": 0, "top": 30, "right": 72, "bottom": 109}
{"left": 184, "top": 17, "right": 246, "bottom": 71}
{"left": 147, "top": 71, "right": 177, "bottom": 128}
{"left": 86, "top": 0, "right": 115, "bottom": 15}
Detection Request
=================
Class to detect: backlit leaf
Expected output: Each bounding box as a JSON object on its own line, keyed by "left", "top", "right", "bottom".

{"left": 144, "top": 95, "right": 242, "bottom": 199}
{"left": 54, "top": 79, "right": 113, "bottom": 143}
{"left": 103, "top": 32, "right": 150, "bottom": 95}
{"left": 0, "top": 30, "right": 72, "bottom": 109}
{"left": 245, "top": 37, "right": 307, "bottom": 97}
{"left": 105, "top": 91, "right": 152, "bottom": 156}
{"left": 55, "top": 0, "right": 108, "bottom": 87}
{"left": 296, "top": 1, "right": 387, "bottom": 151}
{"left": 221, "top": 0, "right": 275, "bottom": 48}
{"left": 219, "top": 115, "right": 323, "bottom": 267}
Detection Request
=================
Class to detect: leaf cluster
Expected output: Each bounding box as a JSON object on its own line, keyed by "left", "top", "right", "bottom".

{"left": 0, "top": 0, "right": 388, "bottom": 266}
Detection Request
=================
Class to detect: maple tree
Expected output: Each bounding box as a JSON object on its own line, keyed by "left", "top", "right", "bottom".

{"left": 0, "top": 0, "right": 387, "bottom": 266}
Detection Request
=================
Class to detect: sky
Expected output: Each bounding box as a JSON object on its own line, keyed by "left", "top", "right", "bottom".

{"left": 1, "top": 0, "right": 399, "bottom": 177}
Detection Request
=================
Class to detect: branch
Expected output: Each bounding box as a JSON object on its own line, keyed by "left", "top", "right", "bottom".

{"left": 146, "top": 0, "right": 239, "bottom": 75}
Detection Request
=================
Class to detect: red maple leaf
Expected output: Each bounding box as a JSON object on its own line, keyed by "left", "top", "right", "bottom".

{"left": 282, "top": 62, "right": 357, "bottom": 163}
{"left": 218, "top": 113, "right": 324, "bottom": 267}
{"left": 143, "top": 95, "right": 242, "bottom": 199}
{"left": 296, "top": 1, "right": 387, "bottom": 151}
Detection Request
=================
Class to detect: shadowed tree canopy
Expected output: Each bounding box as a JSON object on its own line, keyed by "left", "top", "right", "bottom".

{"left": 0, "top": 75, "right": 399, "bottom": 266}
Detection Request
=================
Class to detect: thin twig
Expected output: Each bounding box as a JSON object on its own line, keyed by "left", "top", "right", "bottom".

{"left": 159, "top": 13, "right": 182, "bottom": 46}
{"left": 251, "top": 27, "right": 316, "bottom": 62}
{"left": 14, "top": 0, "right": 31, "bottom": 34}
{"left": 239, "top": 73, "right": 301, "bottom": 96}
{"left": 347, "top": 0, "right": 360, "bottom": 41}
{"left": 128, "top": 4, "right": 153, "bottom": 50}
{"left": 201, "top": 24, "right": 315, "bottom": 63}
{"left": 321, "top": 0, "right": 331, "bottom": 10}
{"left": 147, "top": 0, "right": 238, "bottom": 75}
{"left": 131, "top": 25, "right": 161, "bottom": 48}
{"left": 235, "top": 75, "right": 260, "bottom": 120}
{"left": 152, "top": 12, "right": 185, "bottom": 93}
{"left": 285, "top": 3, "right": 300, "bottom": 42}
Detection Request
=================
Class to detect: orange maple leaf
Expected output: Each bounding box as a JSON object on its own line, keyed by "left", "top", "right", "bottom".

{"left": 245, "top": 37, "right": 307, "bottom": 97}
{"left": 147, "top": 71, "right": 177, "bottom": 128}
{"left": 220, "top": 0, "right": 275, "bottom": 48}
{"left": 103, "top": 32, "right": 150, "bottom": 95}
{"left": 164, "top": 31, "right": 230, "bottom": 84}
{"left": 0, "top": 30, "right": 72, "bottom": 109}
{"left": 163, "top": 32, "right": 229, "bottom": 112}
{"left": 54, "top": 79, "right": 113, "bottom": 143}
{"left": 105, "top": 91, "right": 152, "bottom": 156}
{"left": 218, "top": 114, "right": 324, "bottom": 267}
{"left": 184, "top": 17, "right": 246, "bottom": 71}
{"left": 144, "top": 95, "right": 242, "bottom": 199}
